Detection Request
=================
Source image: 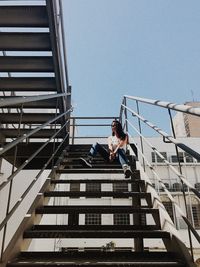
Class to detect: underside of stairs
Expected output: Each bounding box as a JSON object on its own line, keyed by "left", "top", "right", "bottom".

{"left": 0, "top": 0, "right": 70, "bottom": 169}
{"left": 2, "top": 144, "right": 195, "bottom": 267}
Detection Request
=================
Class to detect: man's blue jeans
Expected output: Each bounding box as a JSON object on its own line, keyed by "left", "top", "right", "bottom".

{"left": 89, "top": 142, "right": 128, "bottom": 166}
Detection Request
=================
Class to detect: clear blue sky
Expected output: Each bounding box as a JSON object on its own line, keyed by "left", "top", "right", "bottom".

{"left": 62, "top": 0, "right": 200, "bottom": 136}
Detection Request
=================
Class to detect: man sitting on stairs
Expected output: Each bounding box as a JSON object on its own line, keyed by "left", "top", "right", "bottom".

{"left": 80, "top": 119, "right": 132, "bottom": 178}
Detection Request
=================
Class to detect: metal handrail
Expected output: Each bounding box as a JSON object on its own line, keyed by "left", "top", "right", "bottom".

{"left": 121, "top": 103, "right": 200, "bottom": 161}
{"left": 0, "top": 107, "right": 72, "bottom": 156}
{"left": 0, "top": 128, "right": 68, "bottom": 232}
{"left": 0, "top": 92, "right": 69, "bottom": 108}
{"left": 71, "top": 116, "right": 118, "bottom": 120}
{"left": 0, "top": 0, "right": 71, "bottom": 260}
{"left": 0, "top": 120, "right": 69, "bottom": 192}
{"left": 129, "top": 132, "right": 200, "bottom": 244}
{"left": 120, "top": 95, "right": 200, "bottom": 259}
{"left": 127, "top": 119, "right": 200, "bottom": 199}
{"left": 70, "top": 116, "right": 119, "bottom": 144}
{"left": 0, "top": 133, "right": 69, "bottom": 259}
{"left": 125, "top": 95, "right": 200, "bottom": 117}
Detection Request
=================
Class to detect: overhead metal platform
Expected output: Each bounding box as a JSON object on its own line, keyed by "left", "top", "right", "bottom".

{"left": 0, "top": 0, "right": 71, "bottom": 169}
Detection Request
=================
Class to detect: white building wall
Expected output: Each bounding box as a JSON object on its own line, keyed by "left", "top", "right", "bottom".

{"left": 0, "top": 158, "right": 51, "bottom": 251}
{"left": 173, "top": 112, "right": 187, "bottom": 137}
{"left": 133, "top": 136, "right": 200, "bottom": 186}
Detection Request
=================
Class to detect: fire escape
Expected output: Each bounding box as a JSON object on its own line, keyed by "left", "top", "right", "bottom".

{"left": 0, "top": 1, "right": 199, "bottom": 267}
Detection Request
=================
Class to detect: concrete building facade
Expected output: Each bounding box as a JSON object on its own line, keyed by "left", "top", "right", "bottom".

{"left": 173, "top": 102, "right": 200, "bottom": 137}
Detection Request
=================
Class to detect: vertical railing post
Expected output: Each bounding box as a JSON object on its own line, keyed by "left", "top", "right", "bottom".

{"left": 124, "top": 97, "right": 128, "bottom": 133}
{"left": 66, "top": 86, "right": 72, "bottom": 142}
{"left": 52, "top": 99, "right": 59, "bottom": 169}
{"left": 136, "top": 100, "right": 145, "bottom": 172}
{"left": 168, "top": 109, "right": 194, "bottom": 262}
{"left": 71, "top": 118, "right": 75, "bottom": 145}
{"left": 119, "top": 97, "right": 125, "bottom": 126}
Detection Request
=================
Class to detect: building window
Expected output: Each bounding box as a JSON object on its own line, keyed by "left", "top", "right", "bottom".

{"left": 187, "top": 197, "right": 200, "bottom": 229}
{"left": 172, "top": 183, "right": 182, "bottom": 192}
{"left": 163, "top": 201, "right": 174, "bottom": 222}
{"left": 113, "top": 214, "right": 130, "bottom": 225}
{"left": 113, "top": 183, "right": 128, "bottom": 192}
{"left": 195, "top": 183, "right": 200, "bottom": 191}
{"left": 171, "top": 152, "right": 184, "bottom": 163}
{"left": 85, "top": 214, "right": 101, "bottom": 225}
{"left": 184, "top": 153, "right": 194, "bottom": 163}
{"left": 192, "top": 206, "right": 200, "bottom": 228}
{"left": 151, "top": 152, "right": 167, "bottom": 163}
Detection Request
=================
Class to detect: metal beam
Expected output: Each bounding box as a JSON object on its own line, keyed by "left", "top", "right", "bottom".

{"left": 0, "top": 6, "right": 48, "bottom": 27}
{"left": 0, "top": 92, "right": 68, "bottom": 108}
{"left": 0, "top": 113, "right": 61, "bottom": 124}
{"left": 0, "top": 56, "right": 54, "bottom": 72}
{"left": 0, "top": 32, "right": 51, "bottom": 51}
{"left": 0, "top": 77, "right": 56, "bottom": 92}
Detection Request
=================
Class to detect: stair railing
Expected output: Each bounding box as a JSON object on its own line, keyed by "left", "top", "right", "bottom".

{"left": 128, "top": 120, "right": 200, "bottom": 239}
{"left": 0, "top": 129, "right": 69, "bottom": 261}
{"left": 0, "top": 0, "right": 71, "bottom": 262}
{"left": 0, "top": 92, "right": 69, "bottom": 109}
{"left": 120, "top": 95, "right": 200, "bottom": 260}
{"left": 0, "top": 97, "right": 72, "bottom": 156}
{"left": 46, "top": 0, "right": 72, "bottom": 131}
{"left": 70, "top": 116, "right": 119, "bottom": 144}
{"left": 0, "top": 106, "right": 72, "bottom": 261}
{"left": 0, "top": 142, "right": 67, "bottom": 264}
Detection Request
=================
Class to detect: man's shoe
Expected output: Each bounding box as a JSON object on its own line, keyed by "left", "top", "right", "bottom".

{"left": 80, "top": 156, "right": 93, "bottom": 168}
{"left": 122, "top": 164, "right": 132, "bottom": 179}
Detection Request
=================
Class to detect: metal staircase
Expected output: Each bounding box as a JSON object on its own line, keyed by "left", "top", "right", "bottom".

{"left": 3, "top": 144, "right": 194, "bottom": 267}
{"left": 0, "top": 0, "right": 71, "bottom": 169}
{"left": 0, "top": 1, "right": 199, "bottom": 267}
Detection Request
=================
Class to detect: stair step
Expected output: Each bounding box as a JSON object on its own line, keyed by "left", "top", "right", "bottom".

{"left": 7, "top": 263, "right": 185, "bottom": 267}
{"left": 50, "top": 179, "right": 145, "bottom": 184}
{"left": 44, "top": 191, "right": 151, "bottom": 201}
{"left": 66, "top": 152, "right": 108, "bottom": 157}
{"left": 1, "top": 129, "right": 64, "bottom": 139}
{"left": 0, "top": 6, "right": 48, "bottom": 27}
{"left": 0, "top": 77, "right": 56, "bottom": 92}
{"left": 0, "top": 113, "right": 62, "bottom": 124}
{"left": 30, "top": 225, "right": 161, "bottom": 231}
{"left": 7, "top": 251, "right": 185, "bottom": 267}
{"left": 62, "top": 158, "right": 121, "bottom": 164}
{"left": 35, "top": 205, "right": 158, "bottom": 214}
{"left": 23, "top": 229, "right": 170, "bottom": 239}
{"left": 63, "top": 164, "right": 122, "bottom": 169}
{"left": 56, "top": 169, "right": 140, "bottom": 178}
{"left": 0, "top": 97, "right": 57, "bottom": 109}
{"left": 57, "top": 169, "right": 125, "bottom": 174}
{"left": 0, "top": 32, "right": 51, "bottom": 51}
{"left": 67, "top": 144, "right": 104, "bottom": 151}
{"left": 0, "top": 56, "right": 54, "bottom": 72}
